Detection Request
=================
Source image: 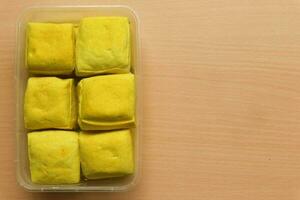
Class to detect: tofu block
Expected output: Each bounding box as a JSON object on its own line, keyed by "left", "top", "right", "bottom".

{"left": 24, "top": 77, "right": 76, "bottom": 130}
{"left": 78, "top": 74, "right": 135, "bottom": 130}
{"left": 28, "top": 131, "right": 80, "bottom": 184}
{"left": 76, "top": 17, "right": 131, "bottom": 76}
{"left": 27, "top": 23, "right": 75, "bottom": 75}
{"left": 79, "top": 129, "right": 134, "bottom": 179}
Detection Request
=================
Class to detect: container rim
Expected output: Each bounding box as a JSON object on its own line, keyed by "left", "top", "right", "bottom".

{"left": 17, "top": 5, "right": 140, "bottom": 25}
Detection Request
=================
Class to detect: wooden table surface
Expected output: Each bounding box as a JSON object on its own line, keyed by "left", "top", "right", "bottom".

{"left": 2, "top": 0, "right": 300, "bottom": 199}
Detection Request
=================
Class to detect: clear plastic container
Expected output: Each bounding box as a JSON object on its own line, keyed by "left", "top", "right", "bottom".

{"left": 15, "top": 5, "right": 141, "bottom": 192}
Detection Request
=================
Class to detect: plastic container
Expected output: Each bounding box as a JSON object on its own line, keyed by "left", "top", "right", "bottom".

{"left": 15, "top": 5, "right": 141, "bottom": 192}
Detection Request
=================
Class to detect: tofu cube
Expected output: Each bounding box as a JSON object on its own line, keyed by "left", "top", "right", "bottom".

{"left": 24, "top": 77, "right": 76, "bottom": 130}
{"left": 77, "top": 74, "right": 135, "bottom": 130}
{"left": 79, "top": 129, "right": 134, "bottom": 179}
{"left": 76, "top": 17, "right": 131, "bottom": 76}
{"left": 27, "top": 23, "right": 75, "bottom": 75}
{"left": 28, "top": 130, "right": 80, "bottom": 184}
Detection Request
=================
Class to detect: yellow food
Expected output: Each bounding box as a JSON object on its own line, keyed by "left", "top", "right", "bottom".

{"left": 76, "top": 17, "right": 131, "bottom": 76}
{"left": 78, "top": 74, "right": 135, "bottom": 130}
{"left": 28, "top": 130, "right": 80, "bottom": 184}
{"left": 27, "top": 23, "right": 75, "bottom": 75}
{"left": 24, "top": 77, "right": 76, "bottom": 130}
{"left": 79, "top": 129, "right": 134, "bottom": 179}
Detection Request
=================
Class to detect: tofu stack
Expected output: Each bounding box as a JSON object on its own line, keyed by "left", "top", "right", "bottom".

{"left": 24, "top": 17, "right": 136, "bottom": 185}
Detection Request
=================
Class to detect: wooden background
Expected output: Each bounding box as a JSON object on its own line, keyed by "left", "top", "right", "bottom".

{"left": 2, "top": 0, "right": 300, "bottom": 199}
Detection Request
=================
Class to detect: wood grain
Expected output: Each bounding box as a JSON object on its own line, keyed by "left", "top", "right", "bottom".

{"left": 2, "top": 0, "right": 300, "bottom": 199}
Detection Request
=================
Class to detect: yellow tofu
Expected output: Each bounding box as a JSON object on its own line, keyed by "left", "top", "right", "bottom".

{"left": 78, "top": 74, "right": 135, "bottom": 130}
{"left": 27, "top": 23, "right": 75, "bottom": 75}
{"left": 76, "top": 17, "right": 131, "bottom": 76}
{"left": 24, "top": 77, "right": 76, "bottom": 130}
{"left": 28, "top": 131, "right": 80, "bottom": 184}
{"left": 79, "top": 130, "right": 134, "bottom": 179}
